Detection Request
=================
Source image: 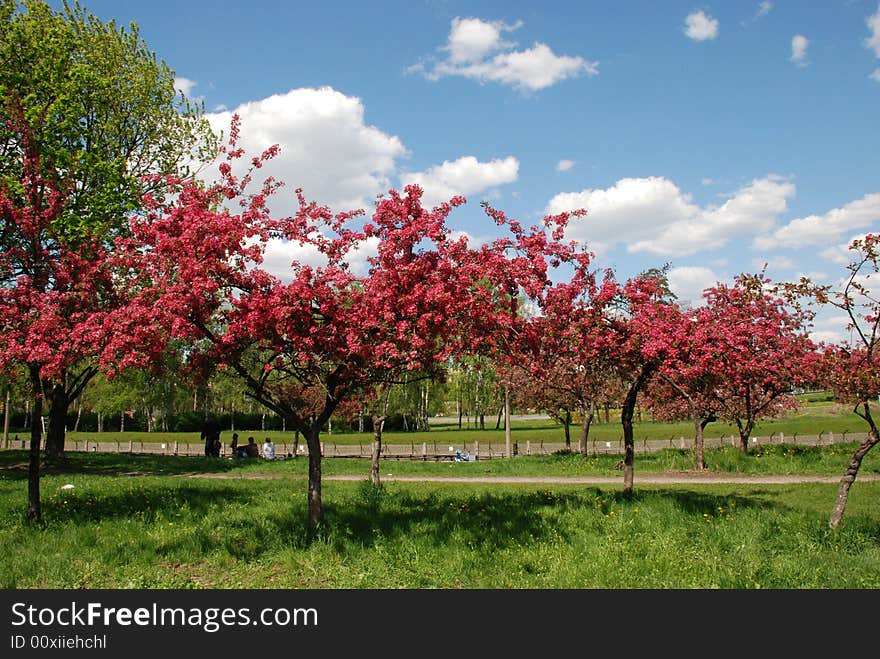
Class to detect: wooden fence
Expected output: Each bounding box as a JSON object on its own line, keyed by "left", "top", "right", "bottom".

{"left": 0, "top": 430, "right": 867, "bottom": 460}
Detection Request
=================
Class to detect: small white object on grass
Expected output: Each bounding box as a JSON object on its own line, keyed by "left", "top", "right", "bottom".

{"left": 60, "top": 484, "right": 75, "bottom": 491}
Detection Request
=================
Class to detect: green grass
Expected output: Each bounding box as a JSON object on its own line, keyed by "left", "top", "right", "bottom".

{"left": 0, "top": 473, "right": 877, "bottom": 588}
{"left": 0, "top": 445, "right": 878, "bottom": 588}
{"left": 1, "top": 440, "right": 879, "bottom": 479}
{"left": 53, "top": 402, "right": 867, "bottom": 448}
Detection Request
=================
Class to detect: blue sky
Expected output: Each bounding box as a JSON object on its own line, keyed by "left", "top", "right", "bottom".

{"left": 53, "top": 1, "right": 880, "bottom": 339}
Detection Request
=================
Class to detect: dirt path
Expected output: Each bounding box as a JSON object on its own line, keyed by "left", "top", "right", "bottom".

{"left": 178, "top": 471, "right": 880, "bottom": 484}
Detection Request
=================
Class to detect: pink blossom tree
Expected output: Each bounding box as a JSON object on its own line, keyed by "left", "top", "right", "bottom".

{"left": 0, "top": 113, "right": 138, "bottom": 520}
{"left": 120, "top": 119, "right": 581, "bottom": 534}
{"left": 603, "top": 275, "right": 683, "bottom": 495}
{"left": 786, "top": 234, "right": 880, "bottom": 528}
{"left": 695, "top": 273, "right": 814, "bottom": 455}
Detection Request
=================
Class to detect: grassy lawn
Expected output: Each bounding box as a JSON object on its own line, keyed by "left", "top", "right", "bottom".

{"left": 53, "top": 402, "right": 869, "bottom": 448}
{"left": 3, "top": 440, "right": 877, "bottom": 478}
{"left": 0, "top": 444, "right": 878, "bottom": 589}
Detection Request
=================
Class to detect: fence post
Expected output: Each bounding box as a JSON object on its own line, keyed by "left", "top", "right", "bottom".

{"left": 474, "top": 441, "right": 479, "bottom": 460}
{"left": 173, "top": 441, "right": 178, "bottom": 456}
{"left": 829, "top": 431, "right": 834, "bottom": 445}
{"left": 320, "top": 442, "right": 324, "bottom": 457}
{"left": 526, "top": 440, "right": 531, "bottom": 456}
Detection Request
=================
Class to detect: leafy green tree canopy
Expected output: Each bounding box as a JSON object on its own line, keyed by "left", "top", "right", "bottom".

{"left": 0, "top": 0, "right": 215, "bottom": 242}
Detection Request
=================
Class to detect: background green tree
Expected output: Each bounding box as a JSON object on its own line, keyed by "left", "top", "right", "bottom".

{"left": 0, "top": 0, "right": 216, "bottom": 459}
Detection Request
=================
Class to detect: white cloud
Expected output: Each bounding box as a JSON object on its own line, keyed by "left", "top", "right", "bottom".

{"left": 444, "top": 17, "right": 520, "bottom": 63}
{"left": 701, "top": 176, "right": 734, "bottom": 187}
{"left": 345, "top": 236, "right": 381, "bottom": 275}
{"left": 756, "top": 2, "right": 773, "bottom": 18}
{"left": 870, "top": 68, "right": 880, "bottom": 82}
{"left": 667, "top": 266, "right": 724, "bottom": 306}
{"left": 204, "top": 87, "right": 407, "bottom": 212}
{"left": 261, "top": 238, "right": 325, "bottom": 282}
{"left": 753, "top": 255, "right": 796, "bottom": 272}
{"left": 684, "top": 11, "right": 719, "bottom": 41}
{"left": 753, "top": 193, "right": 880, "bottom": 250}
{"left": 546, "top": 175, "right": 794, "bottom": 258}
{"left": 555, "top": 159, "right": 575, "bottom": 172}
{"left": 820, "top": 233, "right": 874, "bottom": 265}
{"left": 259, "top": 234, "right": 380, "bottom": 282}
{"left": 174, "top": 77, "right": 198, "bottom": 98}
{"left": 867, "top": 4, "right": 880, "bottom": 57}
{"left": 414, "top": 17, "right": 598, "bottom": 92}
{"left": 790, "top": 34, "right": 810, "bottom": 67}
{"left": 809, "top": 314, "right": 852, "bottom": 346}
{"left": 400, "top": 155, "right": 519, "bottom": 208}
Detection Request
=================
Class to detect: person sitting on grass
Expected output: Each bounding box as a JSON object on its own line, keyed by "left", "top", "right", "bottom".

{"left": 236, "top": 436, "right": 257, "bottom": 458}
{"left": 262, "top": 437, "right": 276, "bottom": 460}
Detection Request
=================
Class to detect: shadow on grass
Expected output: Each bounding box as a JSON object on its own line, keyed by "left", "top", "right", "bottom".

{"left": 37, "top": 483, "right": 253, "bottom": 523}
{"left": 0, "top": 450, "right": 276, "bottom": 480}
{"left": 319, "top": 486, "right": 583, "bottom": 551}
{"left": 605, "top": 488, "right": 783, "bottom": 517}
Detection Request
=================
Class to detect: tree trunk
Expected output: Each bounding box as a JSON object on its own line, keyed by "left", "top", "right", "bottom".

{"left": 563, "top": 409, "right": 571, "bottom": 451}
{"left": 370, "top": 414, "right": 385, "bottom": 487}
{"left": 621, "top": 367, "right": 654, "bottom": 497}
{"left": 737, "top": 422, "right": 752, "bottom": 454}
{"left": 829, "top": 415, "right": 879, "bottom": 529}
{"left": 44, "top": 381, "right": 69, "bottom": 460}
{"left": 304, "top": 425, "right": 324, "bottom": 538}
{"left": 693, "top": 415, "right": 706, "bottom": 471}
{"left": 3, "top": 386, "right": 10, "bottom": 448}
{"left": 72, "top": 399, "right": 82, "bottom": 433}
{"left": 27, "top": 366, "right": 43, "bottom": 522}
{"left": 504, "top": 385, "right": 512, "bottom": 458}
{"left": 578, "top": 402, "right": 594, "bottom": 457}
